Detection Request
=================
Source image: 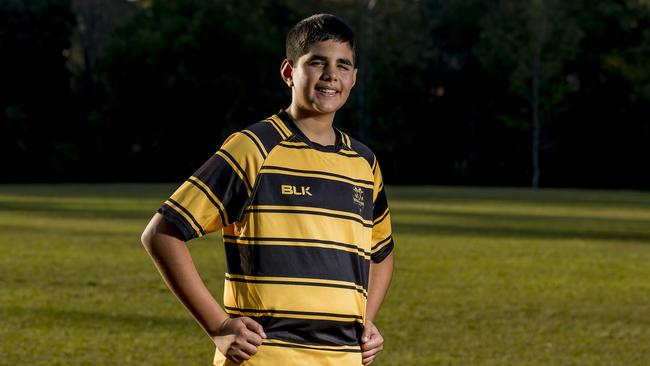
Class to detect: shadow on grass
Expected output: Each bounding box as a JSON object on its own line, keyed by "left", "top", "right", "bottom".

{"left": 0, "top": 201, "right": 156, "bottom": 220}
{"left": 1, "top": 306, "right": 191, "bottom": 329}
{"left": 388, "top": 186, "right": 650, "bottom": 208}
{"left": 0, "top": 222, "right": 142, "bottom": 237}
{"left": 394, "top": 221, "right": 650, "bottom": 243}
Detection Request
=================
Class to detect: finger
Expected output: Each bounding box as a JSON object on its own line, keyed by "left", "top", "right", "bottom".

{"left": 227, "top": 352, "right": 243, "bottom": 364}
{"left": 242, "top": 328, "right": 264, "bottom": 347}
{"left": 360, "top": 336, "right": 383, "bottom": 351}
{"left": 362, "top": 355, "right": 376, "bottom": 365}
{"left": 362, "top": 345, "right": 383, "bottom": 359}
{"left": 230, "top": 348, "right": 252, "bottom": 362}
{"left": 234, "top": 335, "right": 259, "bottom": 356}
{"left": 241, "top": 317, "right": 267, "bottom": 338}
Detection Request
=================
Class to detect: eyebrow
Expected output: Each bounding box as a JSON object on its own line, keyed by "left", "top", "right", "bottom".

{"left": 307, "top": 54, "right": 354, "bottom": 67}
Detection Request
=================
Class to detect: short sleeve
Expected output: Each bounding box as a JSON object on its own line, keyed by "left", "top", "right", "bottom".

{"left": 157, "top": 132, "right": 265, "bottom": 241}
{"left": 370, "top": 156, "right": 394, "bottom": 263}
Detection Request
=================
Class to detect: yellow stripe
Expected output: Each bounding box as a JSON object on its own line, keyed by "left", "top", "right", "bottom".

{"left": 265, "top": 145, "right": 374, "bottom": 184}
{"left": 340, "top": 131, "right": 351, "bottom": 148}
{"left": 243, "top": 129, "right": 268, "bottom": 156}
{"left": 264, "top": 118, "right": 286, "bottom": 139}
{"left": 280, "top": 140, "right": 309, "bottom": 147}
{"left": 337, "top": 149, "right": 361, "bottom": 157}
{"left": 225, "top": 275, "right": 367, "bottom": 312}
{"left": 371, "top": 237, "right": 392, "bottom": 254}
{"left": 215, "top": 150, "right": 252, "bottom": 195}
{"left": 224, "top": 308, "right": 363, "bottom": 323}
{"left": 248, "top": 204, "right": 372, "bottom": 226}
{"left": 260, "top": 168, "right": 373, "bottom": 189}
{"left": 224, "top": 237, "right": 371, "bottom": 260}
{"left": 164, "top": 199, "right": 202, "bottom": 237}
{"left": 239, "top": 209, "right": 372, "bottom": 252}
{"left": 270, "top": 115, "right": 293, "bottom": 137}
{"left": 189, "top": 176, "right": 230, "bottom": 225}
{"left": 226, "top": 273, "right": 367, "bottom": 295}
{"left": 263, "top": 338, "right": 361, "bottom": 351}
{"left": 220, "top": 340, "right": 362, "bottom": 365}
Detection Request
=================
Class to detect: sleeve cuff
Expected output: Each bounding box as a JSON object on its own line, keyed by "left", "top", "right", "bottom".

{"left": 371, "top": 238, "right": 394, "bottom": 263}
{"left": 157, "top": 204, "right": 198, "bottom": 242}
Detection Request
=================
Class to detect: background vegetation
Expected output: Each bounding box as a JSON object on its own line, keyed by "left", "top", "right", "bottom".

{"left": 2, "top": 0, "right": 649, "bottom": 188}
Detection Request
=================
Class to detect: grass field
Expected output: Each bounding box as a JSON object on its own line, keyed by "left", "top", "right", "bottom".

{"left": 1, "top": 184, "right": 650, "bottom": 365}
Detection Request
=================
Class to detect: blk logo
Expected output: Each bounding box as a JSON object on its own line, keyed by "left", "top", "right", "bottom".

{"left": 281, "top": 185, "right": 312, "bottom": 196}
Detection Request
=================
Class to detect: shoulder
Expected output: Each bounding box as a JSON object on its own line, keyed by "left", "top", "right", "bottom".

{"left": 345, "top": 133, "right": 377, "bottom": 169}
{"left": 221, "top": 117, "right": 287, "bottom": 159}
{"left": 235, "top": 118, "right": 287, "bottom": 158}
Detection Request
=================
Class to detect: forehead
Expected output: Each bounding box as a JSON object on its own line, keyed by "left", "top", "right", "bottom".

{"left": 300, "top": 40, "right": 355, "bottom": 61}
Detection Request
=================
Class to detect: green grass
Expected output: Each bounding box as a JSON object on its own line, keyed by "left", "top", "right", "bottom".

{"left": 1, "top": 184, "right": 650, "bottom": 365}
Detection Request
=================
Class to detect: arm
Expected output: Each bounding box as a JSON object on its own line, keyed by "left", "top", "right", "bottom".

{"left": 361, "top": 251, "right": 394, "bottom": 365}
{"left": 366, "top": 251, "right": 394, "bottom": 322}
{"left": 141, "top": 213, "right": 266, "bottom": 363}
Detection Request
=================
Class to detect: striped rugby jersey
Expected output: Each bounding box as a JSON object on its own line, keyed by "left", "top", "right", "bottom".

{"left": 157, "top": 109, "right": 394, "bottom": 366}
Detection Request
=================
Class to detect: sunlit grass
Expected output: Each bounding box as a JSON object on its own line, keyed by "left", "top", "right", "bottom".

{"left": 1, "top": 184, "right": 649, "bottom": 365}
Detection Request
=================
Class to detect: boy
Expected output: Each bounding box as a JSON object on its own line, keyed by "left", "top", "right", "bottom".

{"left": 141, "top": 13, "right": 394, "bottom": 366}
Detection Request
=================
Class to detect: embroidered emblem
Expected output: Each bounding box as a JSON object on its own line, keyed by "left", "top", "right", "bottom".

{"left": 352, "top": 186, "right": 365, "bottom": 213}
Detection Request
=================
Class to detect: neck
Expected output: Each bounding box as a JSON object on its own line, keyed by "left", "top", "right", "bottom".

{"left": 285, "top": 105, "right": 336, "bottom": 146}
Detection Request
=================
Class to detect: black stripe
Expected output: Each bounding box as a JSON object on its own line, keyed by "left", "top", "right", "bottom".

{"left": 371, "top": 239, "right": 394, "bottom": 263}
{"left": 224, "top": 306, "right": 362, "bottom": 320}
{"left": 263, "top": 342, "right": 361, "bottom": 353}
{"left": 371, "top": 236, "right": 392, "bottom": 251}
{"left": 373, "top": 208, "right": 390, "bottom": 226}
{"left": 243, "top": 316, "right": 363, "bottom": 347}
{"left": 372, "top": 156, "right": 378, "bottom": 175}
{"left": 168, "top": 198, "right": 206, "bottom": 236}
{"left": 252, "top": 173, "right": 373, "bottom": 221}
{"left": 225, "top": 275, "right": 367, "bottom": 297}
{"left": 244, "top": 207, "right": 372, "bottom": 228}
{"left": 241, "top": 130, "right": 267, "bottom": 158}
{"left": 260, "top": 165, "right": 373, "bottom": 186}
{"left": 268, "top": 119, "right": 289, "bottom": 139}
{"left": 157, "top": 204, "right": 197, "bottom": 241}
{"left": 193, "top": 154, "right": 249, "bottom": 224}
{"left": 223, "top": 234, "right": 371, "bottom": 257}
{"left": 373, "top": 187, "right": 388, "bottom": 220}
{"left": 218, "top": 149, "right": 252, "bottom": 192}
{"left": 347, "top": 136, "right": 375, "bottom": 167}
{"left": 187, "top": 177, "right": 227, "bottom": 228}
{"left": 223, "top": 241, "right": 369, "bottom": 289}
{"left": 246, "top": 120, "right": 284, "bottom": 154}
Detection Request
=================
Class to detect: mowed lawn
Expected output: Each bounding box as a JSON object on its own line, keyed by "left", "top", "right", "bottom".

{"left": 1, "top": 184, "right": 650, "bottom": 365}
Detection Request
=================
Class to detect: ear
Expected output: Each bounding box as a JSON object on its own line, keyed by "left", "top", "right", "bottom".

{"left": 280, "top": 59, "right": 294, "bottom": 88}
{"left": 351, "top": 67, "right": 358, "bottom": 88}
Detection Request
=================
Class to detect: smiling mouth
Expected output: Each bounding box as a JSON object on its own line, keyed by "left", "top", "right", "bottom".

{"left": 315, "top": 87, "right": 339, "bottom": 96}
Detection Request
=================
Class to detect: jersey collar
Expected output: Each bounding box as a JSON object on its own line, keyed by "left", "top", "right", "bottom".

{"left": 276, "top": 109, "right": 350, "bottom": 152}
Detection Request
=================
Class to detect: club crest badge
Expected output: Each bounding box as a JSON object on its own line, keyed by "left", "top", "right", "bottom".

{"left": 352, "top": 186, "right": 365, "bottom": 213}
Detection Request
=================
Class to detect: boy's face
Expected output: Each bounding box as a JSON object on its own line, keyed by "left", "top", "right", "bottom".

{"left": 282, "top": 40, "right": 357, "bottom": 116}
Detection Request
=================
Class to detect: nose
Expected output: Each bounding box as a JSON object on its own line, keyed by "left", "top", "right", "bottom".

{"left": 320, "top": 63, "right": 338, "bottom": 81}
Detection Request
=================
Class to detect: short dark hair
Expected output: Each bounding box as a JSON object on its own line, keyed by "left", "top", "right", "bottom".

{"left": 285, "top": 14, "right": 356, "bottom": 66}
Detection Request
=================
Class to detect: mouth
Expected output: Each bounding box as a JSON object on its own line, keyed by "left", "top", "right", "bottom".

{"left": 314, "top": 86, "right": 339, "bottom": 97}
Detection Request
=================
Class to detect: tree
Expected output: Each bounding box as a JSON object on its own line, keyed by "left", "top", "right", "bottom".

{"left": 476, "top": 0, "right": 583, "bottom": 187}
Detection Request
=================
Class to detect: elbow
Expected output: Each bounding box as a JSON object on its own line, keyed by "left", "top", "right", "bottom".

{"left": 141, "top": 228, "right": 153, "bottom": 251}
